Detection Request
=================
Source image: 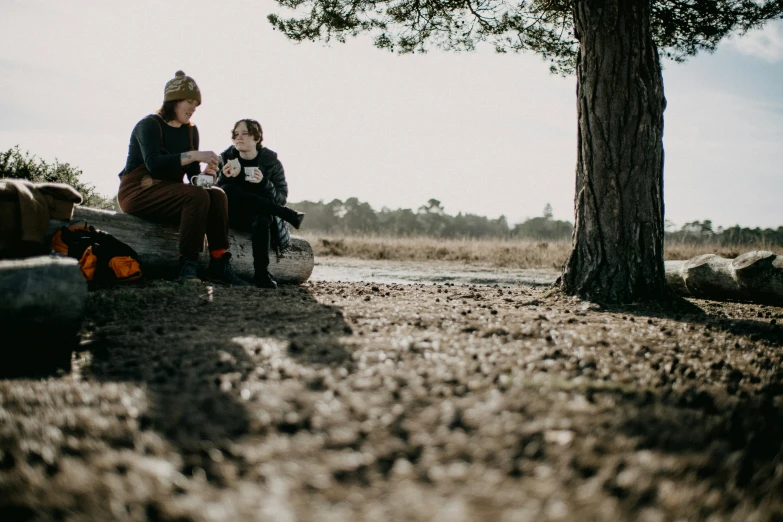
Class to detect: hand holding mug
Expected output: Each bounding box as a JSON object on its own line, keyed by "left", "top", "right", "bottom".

{"left": 192, "top": 172, "right": 215, "bottom": 188}
{"left": 244, "top": 167, "right": 261, "bottom": 183}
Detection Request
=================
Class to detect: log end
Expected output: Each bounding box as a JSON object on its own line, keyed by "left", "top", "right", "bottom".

{"left": 732, "top": 251, "right": 783, "bottom": 305}
{"left": 664, "top": 260, "right": 689, "bottom": 296}
{"left": 731, "top": 250, "right": 776, "bottom": 272}
{"left": 269, "top": 236, "right": 314, "bottom": 285}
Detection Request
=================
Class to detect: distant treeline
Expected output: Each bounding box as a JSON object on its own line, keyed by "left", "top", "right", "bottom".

{"left": 291, "top": 198, "right": 573, "bottom": 239}
{"left": 291, "top": 198, "right": 783, "bottom": 247}
{"left": 666, "top": 220, "right": 783, "bottom": 248}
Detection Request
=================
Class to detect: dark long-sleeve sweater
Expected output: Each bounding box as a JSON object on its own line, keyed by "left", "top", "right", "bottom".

{"left": 122, "top": 115, "right": 200, "bottom": 182}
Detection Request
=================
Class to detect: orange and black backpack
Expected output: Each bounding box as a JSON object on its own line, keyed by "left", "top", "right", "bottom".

{"left": 51, "top": 223, "right": 142, "bottom": 287}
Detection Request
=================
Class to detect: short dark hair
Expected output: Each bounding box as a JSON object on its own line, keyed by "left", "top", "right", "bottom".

{"left": 232, "top": 119, "right": 263, "bottom": 150}
{"left": 157, "top": 100, "right": 178, "bottom": 122}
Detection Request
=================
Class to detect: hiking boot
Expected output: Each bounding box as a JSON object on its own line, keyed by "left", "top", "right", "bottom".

{"left": 290, "top": 211, "right": 305, "bottom": 230}
{"left": 281, "top": 208, "right": 305, "bottom": 230}
{"left": 252, "top": 270, "right": 278, "bottom": 289}
{"left": 177, "top": 258, "right": 201, "bottom": 284}
{"left": 208, "top": 252, "right": 250, "bottom": 286}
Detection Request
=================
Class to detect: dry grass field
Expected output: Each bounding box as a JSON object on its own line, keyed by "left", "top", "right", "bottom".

{"left": 303, "top": 233, "right": 783, "bottom": 269}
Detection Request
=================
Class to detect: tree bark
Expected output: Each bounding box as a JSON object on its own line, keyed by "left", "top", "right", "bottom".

{"left": 46, "top": 207, "right": 315, "bottom": 284}
{"left": 561, "top": 0, "right": 667, "bottom": 303}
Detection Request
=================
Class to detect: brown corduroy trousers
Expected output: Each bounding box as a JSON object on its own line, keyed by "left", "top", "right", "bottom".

{"left": 118, "top": 167, "right": 229, "bottom": 257}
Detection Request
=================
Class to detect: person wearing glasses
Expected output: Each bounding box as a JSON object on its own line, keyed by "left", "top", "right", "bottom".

{"left": 118, "top": 71, "right": 248, "bottom": 286}
{"left": 216, "top": 119, "right": 305, "bottom": 289}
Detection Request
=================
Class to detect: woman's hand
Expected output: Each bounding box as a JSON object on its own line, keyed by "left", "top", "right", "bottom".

{"left": 197, "top": 151, "right": 220, "bottom": 170}
{"left": 246, "top": 168, "right": 262, "bottom": 183}
{"left": 181, "top": 150, "right": 218, "bottom": 166}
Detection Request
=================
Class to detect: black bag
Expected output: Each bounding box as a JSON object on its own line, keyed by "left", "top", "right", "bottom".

{"left": 51, "top": 223, "right": 142, "bottom": 287}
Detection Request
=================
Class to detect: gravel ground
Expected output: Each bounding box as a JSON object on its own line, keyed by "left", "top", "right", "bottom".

{"left": 1, "top": 271, "right": 782, "bottom": 521}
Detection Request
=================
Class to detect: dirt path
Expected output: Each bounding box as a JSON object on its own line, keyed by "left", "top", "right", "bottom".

{"left": 311, "top": 256, "right": 560, "bottom": 286}
{"left": 1, "top": 266, "right": 782, "bottom": 521}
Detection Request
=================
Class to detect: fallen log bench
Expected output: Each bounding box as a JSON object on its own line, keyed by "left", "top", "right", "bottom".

{"left": 665, "top": 251, "right": 783, "bottom": 306}
{"left": 46, "top": 206, "right": 314, "bottom": 284}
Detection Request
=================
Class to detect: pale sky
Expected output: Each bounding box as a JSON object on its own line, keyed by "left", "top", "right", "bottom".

{"left": 1, "top": 0, "right": 781, "bottom": 229}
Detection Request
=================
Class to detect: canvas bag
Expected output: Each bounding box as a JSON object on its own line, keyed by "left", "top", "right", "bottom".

{"left": 51, "top": 223, "right": 142, "bottom": 287}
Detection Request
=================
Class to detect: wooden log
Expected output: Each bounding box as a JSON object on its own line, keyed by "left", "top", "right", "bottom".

{"left": 664, "top": 251, "right": 783, "bottom": 305}
{"left": 733, "top": 251, "right": 783, "bottom": 305}
{"left": 0, "top": 256, "right": 88, "bottom": 375}
{"left": 664, "top": 260, "right": 688, "bottom": 296}
{"left": 682, "top": 254, "right": 743, "bottom": 300}
{"left": 47, "top": 206, "right": 314, "bottom": 284}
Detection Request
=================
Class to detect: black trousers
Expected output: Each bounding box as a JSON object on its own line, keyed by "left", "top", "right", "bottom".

{"left": 222, "top": 184, "right": 288, "bottom": 270}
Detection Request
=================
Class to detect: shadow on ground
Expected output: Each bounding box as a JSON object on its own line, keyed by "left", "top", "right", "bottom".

{"left": 81, "top": 281, "right": 351, "bottom": 482}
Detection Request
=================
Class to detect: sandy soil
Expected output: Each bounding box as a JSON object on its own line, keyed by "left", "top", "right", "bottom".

{"left": 310, "top": 257, "right": 560, "bottom": 287}
{"left": 1, "top": 259, "right": 782, "bottom": 521}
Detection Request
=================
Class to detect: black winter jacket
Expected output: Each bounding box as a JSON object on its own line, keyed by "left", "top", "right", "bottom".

{"left": 216, "top": 146, "right": 291, "bottom": 251}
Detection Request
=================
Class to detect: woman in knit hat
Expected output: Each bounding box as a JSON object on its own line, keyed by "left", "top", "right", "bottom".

{"left": 117, "top": 71, "right": 247, "bottom": 285}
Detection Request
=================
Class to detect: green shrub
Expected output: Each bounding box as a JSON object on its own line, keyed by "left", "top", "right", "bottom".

{"left": 0, "top": 145, "right": 113, "bottom": 209}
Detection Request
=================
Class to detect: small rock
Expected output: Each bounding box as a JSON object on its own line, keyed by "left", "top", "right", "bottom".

{"left": 544, "top": 430, "right": 575, "bottom": 446}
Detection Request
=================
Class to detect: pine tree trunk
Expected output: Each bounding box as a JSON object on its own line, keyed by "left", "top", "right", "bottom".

{"left": 560, "top": 0, "right": 667, "bottom": 303}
